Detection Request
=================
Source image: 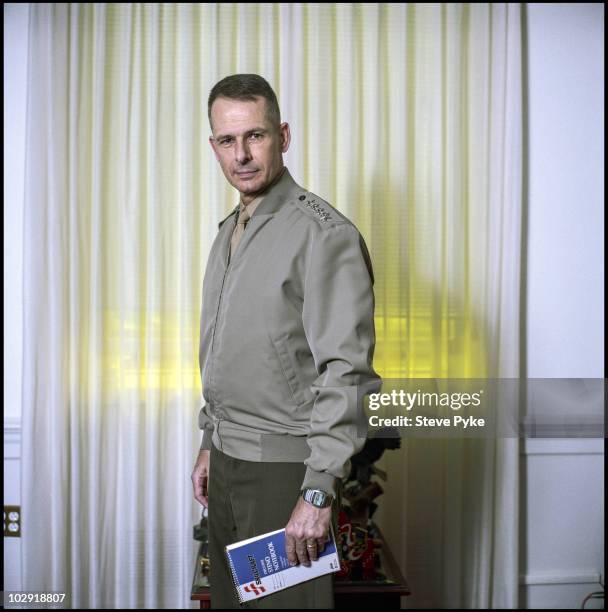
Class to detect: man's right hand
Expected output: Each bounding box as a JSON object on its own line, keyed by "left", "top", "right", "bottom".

{"left": 192, "top": 449, "right": 211, "bottom": 507}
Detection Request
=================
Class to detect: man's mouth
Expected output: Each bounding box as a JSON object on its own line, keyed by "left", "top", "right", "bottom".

{"left": 236, "top": 170, "right": 258, "bottom": 176}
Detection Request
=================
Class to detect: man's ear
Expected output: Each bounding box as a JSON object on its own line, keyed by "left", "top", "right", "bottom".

{"left": 280, "top": 122, "right": 291, "bottom": 154}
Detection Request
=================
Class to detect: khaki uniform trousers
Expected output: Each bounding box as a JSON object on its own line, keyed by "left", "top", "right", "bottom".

{"left": 208, "top": 444, "right": 340, "bottom": 609}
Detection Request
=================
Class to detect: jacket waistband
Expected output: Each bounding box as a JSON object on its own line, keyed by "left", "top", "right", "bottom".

{"left": 212, "top": 420, "right": 312, "bottom": 463}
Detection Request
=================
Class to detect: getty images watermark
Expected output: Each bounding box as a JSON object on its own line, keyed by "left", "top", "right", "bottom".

{"left": 355, "top": 378, "right": 605, "bottom": 439}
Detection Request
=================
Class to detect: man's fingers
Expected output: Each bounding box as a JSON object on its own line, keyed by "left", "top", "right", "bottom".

{"left": 285, "top": 535, "right": 298, "bottom": 566}
{"left": 296, "top": 541, "right": 311, "bottom": 566}
{"left": 308, "top": 535, "right": 329, "bottom": 559}
{"left": 193, "top": 476, "right": 208, "bottom": 508}
{"left": 198, "top": 476, "right": 208, "bottom": 507}
{"left": 202, "top": 483, "right": 209, "bottom": 506}
{"left": 306, "top": 540, "right": 318, "bottom": 561}
{"left": 285, "top": 531, "right": 330, "bottom": 566}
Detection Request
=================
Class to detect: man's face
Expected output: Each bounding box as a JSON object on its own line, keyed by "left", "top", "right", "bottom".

{"left": 209, "top": 96, "right": 291, "bottom": 204}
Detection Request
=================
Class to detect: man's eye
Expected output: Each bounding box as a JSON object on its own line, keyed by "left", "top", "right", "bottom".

{"left": 218, "top": 134, "right": 261, "bottom": 145}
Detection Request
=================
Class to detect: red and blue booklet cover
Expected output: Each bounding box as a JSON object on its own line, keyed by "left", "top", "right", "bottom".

{"left": 225, "top": 526, "right": 340, "bottom": 603}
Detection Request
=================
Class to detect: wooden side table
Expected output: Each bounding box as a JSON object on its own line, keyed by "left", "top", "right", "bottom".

{"left": 333, "top": 528, "right": 410, "bottom": 609}
{"left": 191, "top": 528, "right": 410, "bottom": 609}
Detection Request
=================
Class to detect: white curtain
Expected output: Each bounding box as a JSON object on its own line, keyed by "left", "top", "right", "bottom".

{"left": 21, "top": 4, "right": 210, "bottom": 608}
{"left": 21, "top": 3, "right": 522, "bottom": 609}
{"left": 375, "top": 4, "right": 522, "bottom": 608}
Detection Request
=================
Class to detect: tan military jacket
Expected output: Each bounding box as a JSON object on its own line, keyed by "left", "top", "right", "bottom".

{"left": 198, "top": 166, "right": 381, "bottom": 496}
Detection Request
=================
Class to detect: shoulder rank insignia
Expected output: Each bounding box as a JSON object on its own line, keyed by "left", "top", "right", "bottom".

{"left": 298, "top": 194, "right": 331, "bottom": 222}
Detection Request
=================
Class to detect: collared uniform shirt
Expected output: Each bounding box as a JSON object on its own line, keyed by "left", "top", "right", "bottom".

{"left": 228, "top": 194, "right": 264, "bottom": 263}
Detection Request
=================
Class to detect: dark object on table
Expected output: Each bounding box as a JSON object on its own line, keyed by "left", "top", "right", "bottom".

{"left": 337, "top": 428, "right": 401, "bottom": 583}
{"left": 347, "top": 427, "right": 401, "bottom": 486}
{"left": 336, "top": 509, "right": 380, "bottom": 581}
{"left": 193, "top": 508, "right": 210, "bottom": 587}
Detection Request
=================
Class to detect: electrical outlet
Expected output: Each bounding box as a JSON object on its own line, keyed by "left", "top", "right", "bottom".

{"left": 4, "top": 505, "right": 21, "bottom": 537}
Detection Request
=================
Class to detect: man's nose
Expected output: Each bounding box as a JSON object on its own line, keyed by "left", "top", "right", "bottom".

{"left": 235, "top": 138, "right": 252, "bottom": 163}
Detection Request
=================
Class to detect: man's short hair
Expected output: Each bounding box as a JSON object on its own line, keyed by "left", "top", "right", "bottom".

{"left": 208, "top": 74, "right": 281, "bottom": 133}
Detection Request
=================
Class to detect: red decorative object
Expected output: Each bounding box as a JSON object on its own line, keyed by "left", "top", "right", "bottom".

{"left": 335, "top": 510, "right": 377, "bottom": 582}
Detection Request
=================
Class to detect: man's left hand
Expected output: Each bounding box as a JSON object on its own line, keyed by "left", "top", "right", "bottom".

{"left": 284, "top": 496, "right": 332, "bottom": 567}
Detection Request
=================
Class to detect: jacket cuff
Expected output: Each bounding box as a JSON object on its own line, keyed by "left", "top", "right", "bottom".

{"left": 302, "top": 467, "right": 338, "bottom": 498}
{"left": 199, "top": 429, "right": 214, "bottom": 451}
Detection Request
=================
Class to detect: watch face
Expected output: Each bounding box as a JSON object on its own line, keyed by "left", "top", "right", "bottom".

{"left": 303, "top": 488, "right": 331, "bottom": 507}
{"left": 312, "top": 491, "right": 324, "bottom": 506}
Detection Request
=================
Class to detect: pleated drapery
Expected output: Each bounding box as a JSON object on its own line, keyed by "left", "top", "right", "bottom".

{"left": 21, "top": 4, "right": 522, "bottom": 608}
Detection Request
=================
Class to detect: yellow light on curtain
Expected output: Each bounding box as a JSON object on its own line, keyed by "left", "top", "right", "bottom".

{"left": 94, "top": 3, "right": 490, "bottom": 395}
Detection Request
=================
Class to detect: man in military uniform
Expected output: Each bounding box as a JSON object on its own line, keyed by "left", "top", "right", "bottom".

{"left": 191, "top": 74, "right": 380, "bottom": 609}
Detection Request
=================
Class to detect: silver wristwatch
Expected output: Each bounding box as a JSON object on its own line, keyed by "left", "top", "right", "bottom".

{"left": 301, "top": 488, "right": 333, "bottom": 508}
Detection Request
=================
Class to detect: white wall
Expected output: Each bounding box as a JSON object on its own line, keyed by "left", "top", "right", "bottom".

{"left": 3, "top": 3, "right": 605, "bottom": 607}
{"left": 4, "top": 2, "right": 29, "bottom": 593}
{"left": 3, "top": 3, "right": 27, "bottom": 421}
{"left": 526, "top": 2, "right": 604, "bottom": 379}
{"left": 522, "top": 3, "right": 604, "bottom": 609}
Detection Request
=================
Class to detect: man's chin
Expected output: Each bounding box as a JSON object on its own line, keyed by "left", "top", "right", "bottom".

{"left": 235, "top": 175, "right": 263, "bottom": 191}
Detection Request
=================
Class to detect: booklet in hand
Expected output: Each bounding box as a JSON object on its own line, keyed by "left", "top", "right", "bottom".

{"left": 225, "top": 525, "right": 340, "bottom": 603}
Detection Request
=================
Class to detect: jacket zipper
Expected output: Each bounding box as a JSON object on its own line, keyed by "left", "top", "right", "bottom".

{"left": 209, "top": 238, "right": 235, "bottom": 452}
{"left": 209, "top": 260, "right": 230, "bottom": 370}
